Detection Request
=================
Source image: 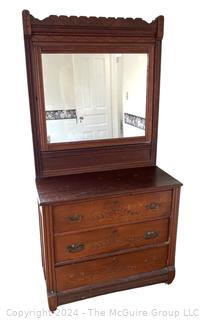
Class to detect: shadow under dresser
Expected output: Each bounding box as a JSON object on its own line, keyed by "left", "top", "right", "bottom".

{"left": 37, "top": 166, "right": 182, "bottom": 310}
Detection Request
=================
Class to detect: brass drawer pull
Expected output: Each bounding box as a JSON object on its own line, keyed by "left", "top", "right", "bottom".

{"left": 144, "top": 230, "right": 160, "bottom": 239}
{"left": 66, "top": 214, "right": 83, "bottom": 223}
{"left": 67, "top": 243, "right": 85, "bottom": 253}
{"left": 146, "top": 202, "right": 160, "bottom": 210}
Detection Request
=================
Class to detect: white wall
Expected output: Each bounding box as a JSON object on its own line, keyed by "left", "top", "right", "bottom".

{"left": 122, "top": 54, "right": 147, "bottom": 118}
{"left": 123, "top": 123, "right": 145, "bottom": 137}
{"left": 42, "top": 54, "right": 75, "bottom": 110}
{"left": 1, "top": 1, "right": 205, "bottom": 319}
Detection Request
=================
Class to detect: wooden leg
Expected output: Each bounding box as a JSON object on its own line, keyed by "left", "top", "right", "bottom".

{"left": 48, "top": 293, "right": 58, "bottom": 312}
{"left": 166, "top": 266, "right": 175, "bottom": 284}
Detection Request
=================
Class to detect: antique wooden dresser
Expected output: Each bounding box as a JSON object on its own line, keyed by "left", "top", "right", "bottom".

{"left": 22, "top": 10, "right": 182, "bottom": 311}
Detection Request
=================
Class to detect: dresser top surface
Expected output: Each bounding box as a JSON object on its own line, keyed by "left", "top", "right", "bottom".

{"left": 36, "top": 166, "right": 182, "bottom": 205}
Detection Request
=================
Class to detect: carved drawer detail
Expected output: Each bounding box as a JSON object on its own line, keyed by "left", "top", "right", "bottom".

{"left": 53, "top": 191, "right": 172, "bottom": 233}
{"left": 54, "top": 218, "right": 169, "bottom": 263}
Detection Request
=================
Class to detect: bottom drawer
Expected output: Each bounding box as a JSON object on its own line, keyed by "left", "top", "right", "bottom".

{"left": 56, "top": 246, "right": 168, "bottom": 291}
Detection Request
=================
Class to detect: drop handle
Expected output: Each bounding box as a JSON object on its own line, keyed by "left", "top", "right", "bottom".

{"left": 66, "top": 214, "right": 83, "bottom": 223}
{"left": 146, "top": 202, "right": 160, "bottom": 210}
{"left": 67, "top": 243, "right": 85, "bottom": 253}
{"left": 144, "top": 230, "right": 160, "bottom": 240}
{"left": 79, "top": 116, "right": 84, "bottom": 123}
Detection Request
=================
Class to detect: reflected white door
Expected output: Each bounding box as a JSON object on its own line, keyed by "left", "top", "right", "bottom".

{"left": 73, "top": 54, "right": 112, "bottom": 140}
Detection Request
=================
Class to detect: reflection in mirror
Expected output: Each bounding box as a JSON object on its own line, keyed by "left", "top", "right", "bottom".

{"left": 41, "top": 53, "right": 148, "bottom": 143}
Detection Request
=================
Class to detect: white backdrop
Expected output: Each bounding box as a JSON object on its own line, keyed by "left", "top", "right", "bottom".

{"left": 1, "top": 0, "right": 205, "bottom": 319}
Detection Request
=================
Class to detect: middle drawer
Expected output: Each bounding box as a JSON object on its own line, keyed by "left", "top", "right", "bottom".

{"left": 54, "top": 218, "right": 169, "bottom": 263}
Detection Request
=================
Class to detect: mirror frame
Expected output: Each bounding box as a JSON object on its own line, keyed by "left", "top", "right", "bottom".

{"left": 23, "top": 10, "right": 164, "bottom": 177}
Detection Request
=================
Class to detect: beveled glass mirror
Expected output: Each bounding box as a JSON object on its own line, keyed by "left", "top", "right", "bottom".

{"left": 41, "top": 53, "right": 148, "bottom": 143}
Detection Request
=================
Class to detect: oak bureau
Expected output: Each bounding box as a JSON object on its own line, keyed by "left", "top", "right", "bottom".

{"left": 22, "top": 10, "right": 182, "bottom": 311}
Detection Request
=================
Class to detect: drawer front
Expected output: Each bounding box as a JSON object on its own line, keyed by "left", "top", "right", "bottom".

{"left": 56, "top": 246, "right": 168, "bottom": 291}
{"left": 54, "top": 219, "right": 169, "bottom": 263}
{"left": 53, "top": 190, "right": 172, "bottom": 233}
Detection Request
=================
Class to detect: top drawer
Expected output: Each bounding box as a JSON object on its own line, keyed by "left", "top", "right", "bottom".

{"left": 53, "top": 190, "right": 172, "bottom": 234}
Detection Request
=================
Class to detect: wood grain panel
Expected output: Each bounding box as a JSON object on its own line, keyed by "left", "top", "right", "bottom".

{"left": 55, "top": 246, "right": 168, "bottom": 291}
{"left": 41, "top": 144, "right": 151, "bottom": 177}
